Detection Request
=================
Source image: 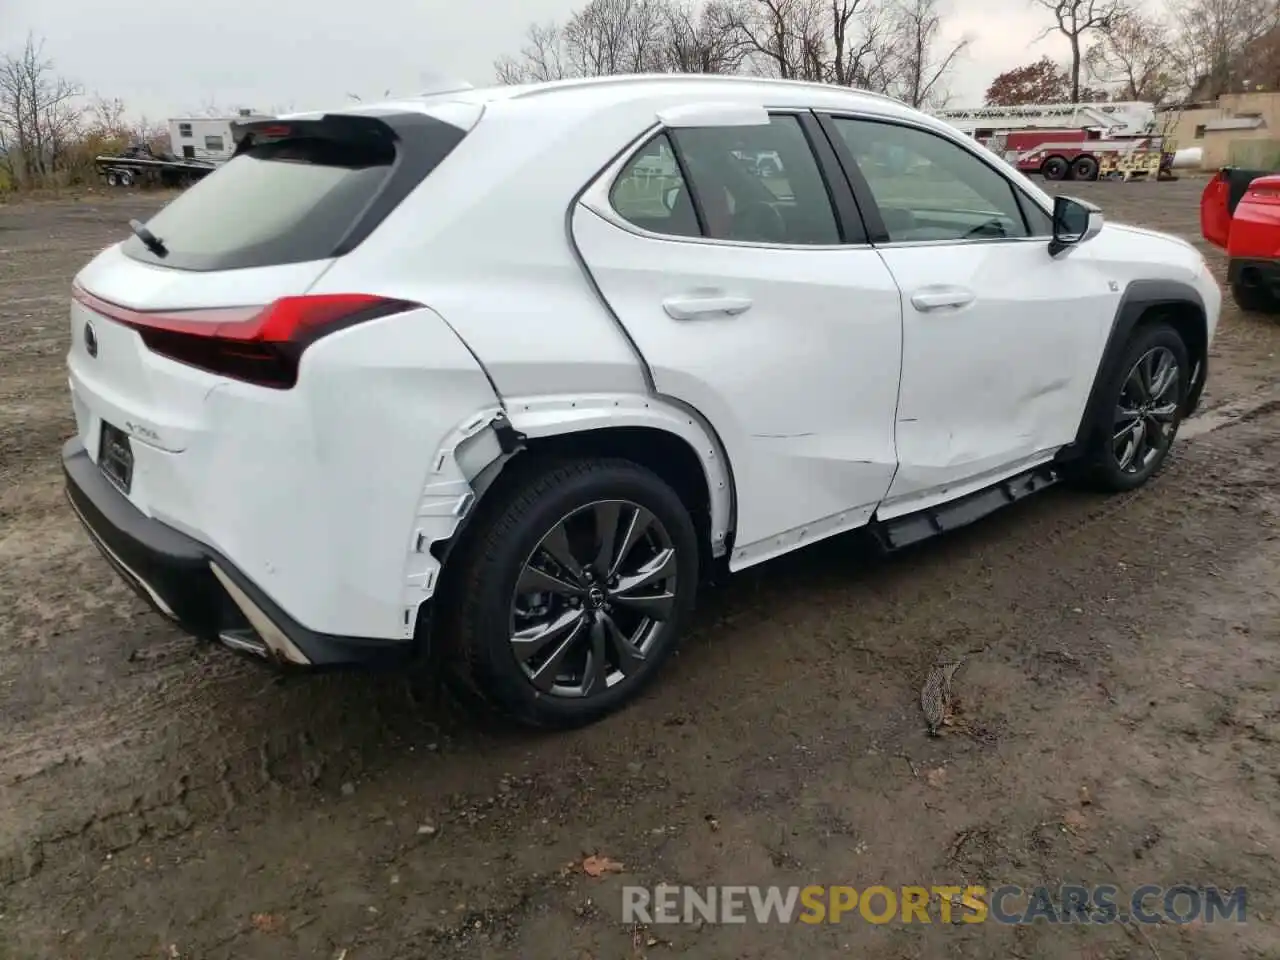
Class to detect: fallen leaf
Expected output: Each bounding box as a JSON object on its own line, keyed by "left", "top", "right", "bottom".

{"left": 250, "top": 913, "right": 286, "bottom": 934}
{"left": 925, "top": 767, "right": 947, "bottom": 788}
{"left": 1063, "top": 809, "right": 1087, "bottom": 830}
{"left": 582, "top": 854, "right": 624, "bottom": 877}
{"left": 705, "top": 814, "right": 720, "bottom": 832}
{"left": 1078, "top": 786, "right": 1092, "bottom": 806}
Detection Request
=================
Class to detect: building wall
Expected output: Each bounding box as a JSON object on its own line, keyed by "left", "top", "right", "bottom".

{"left": 1157, "top": 92, "right": 1280, "bottom": 170}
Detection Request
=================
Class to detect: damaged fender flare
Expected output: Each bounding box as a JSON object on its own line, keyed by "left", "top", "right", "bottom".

{"left": 425, "top": 394, "right": 737, "bottom": 575}
{"left": 1057, "top": 279, "right": 1208, "bottom": 465}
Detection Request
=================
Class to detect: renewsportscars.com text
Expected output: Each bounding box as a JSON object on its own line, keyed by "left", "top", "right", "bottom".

{"left": 622, "top": 884, "right": 1247, "bottom": 926}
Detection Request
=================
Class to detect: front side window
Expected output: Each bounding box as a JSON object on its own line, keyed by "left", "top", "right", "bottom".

{"left": 204, "top": 135, "right": 225, "bottom": 151}
{"left": 610, "top": 115, "right": 844, "bottom": 245}
{"left": 830, "top": 117, "right": 1036, "bottom": 243}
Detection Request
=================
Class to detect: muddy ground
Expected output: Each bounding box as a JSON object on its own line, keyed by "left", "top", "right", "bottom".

{"left": 1, "top": 178, "right": 1278, "bottom": 960}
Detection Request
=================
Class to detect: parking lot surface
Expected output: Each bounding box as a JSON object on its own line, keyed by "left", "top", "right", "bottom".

{"left": 2, "top": 178, "right": 1279, "bottom": 959}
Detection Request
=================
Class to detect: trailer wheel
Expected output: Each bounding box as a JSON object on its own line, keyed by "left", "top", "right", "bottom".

{"left": 1042, "top": 156, "right": 1069, "bottom": 181}
{"left": 1071, "top": 155, "right": 1099, "bottom": 181}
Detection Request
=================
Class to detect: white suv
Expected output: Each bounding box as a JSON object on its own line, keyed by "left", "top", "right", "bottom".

{"left": 63, "top": 75, "right": 1221, "bottom": 728}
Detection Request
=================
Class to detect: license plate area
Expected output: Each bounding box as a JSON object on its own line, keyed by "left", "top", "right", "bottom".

{"left": 98, "top": 421, "right": 134, "bottom": 494}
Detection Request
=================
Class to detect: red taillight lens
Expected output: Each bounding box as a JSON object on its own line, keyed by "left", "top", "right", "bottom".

{"left": 72, "top": 286, "right": 418, "bottom": 389}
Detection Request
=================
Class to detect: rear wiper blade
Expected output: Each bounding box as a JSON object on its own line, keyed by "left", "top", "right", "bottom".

{"left": 128, "top": 218, "right": 167, "bottom": 257}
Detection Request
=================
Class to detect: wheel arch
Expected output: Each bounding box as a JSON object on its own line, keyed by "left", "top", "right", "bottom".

{"left": 1059, "top": 279, "right": 1208, "bottom": 462}
{"left": 431, "top": 394, "right": 737, "bottom": 579}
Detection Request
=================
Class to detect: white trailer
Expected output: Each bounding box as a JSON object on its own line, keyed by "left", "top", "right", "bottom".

{"left": 168, "top": 110, "right": 271, "bottom": 162}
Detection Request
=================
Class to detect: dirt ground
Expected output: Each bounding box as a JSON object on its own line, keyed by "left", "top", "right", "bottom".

{"left": 1, "top": 178, "right": 1279, "bottom": 960}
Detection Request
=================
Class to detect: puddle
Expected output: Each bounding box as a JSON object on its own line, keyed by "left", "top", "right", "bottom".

{"left": 1183, "top": 392, "right": 1280, "bottom": 439}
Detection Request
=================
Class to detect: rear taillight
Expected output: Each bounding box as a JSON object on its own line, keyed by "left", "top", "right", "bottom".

{"left": 72, "top": 287, "right": 419, "bottom": 389}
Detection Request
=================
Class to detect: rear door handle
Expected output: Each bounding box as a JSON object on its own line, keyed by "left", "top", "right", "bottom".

{"left": 662, "top": 294, "right": 753, "bottom": 320}
{"left": 910, "top": 287, "right": 975, "bottom": 312}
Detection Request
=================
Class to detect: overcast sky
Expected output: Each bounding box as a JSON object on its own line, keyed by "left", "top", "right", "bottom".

{"left": 5, "top": 0, "right": 1067, "bottom": 120}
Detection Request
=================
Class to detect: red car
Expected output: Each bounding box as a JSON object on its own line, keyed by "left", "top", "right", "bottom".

{"left": 1202, "top": 167, "right": 1280, "bottom": 313}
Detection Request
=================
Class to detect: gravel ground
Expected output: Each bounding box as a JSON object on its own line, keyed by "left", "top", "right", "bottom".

{"left": 1, "top": 178, "right": 1279, "bottom": 960}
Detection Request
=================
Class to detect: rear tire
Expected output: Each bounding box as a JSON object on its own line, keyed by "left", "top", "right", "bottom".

{"left": 1076, "top": 321, "right": 1190, "bottom": 492}
{"left": 1232, "top": 276, "right": 1280, "bottom": 314}
{"left": 1071, "top": 155, "right": 1099, "bottom": 181}
{"left": 1042, "top": 156, "right": 1069, "bottom": 181}
{"left": 440, "top": 457, "right": 700, "bottom": 729}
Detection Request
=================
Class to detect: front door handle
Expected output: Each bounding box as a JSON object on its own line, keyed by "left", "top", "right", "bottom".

{"left": 911, "top": 287, "right": 975, "bottom": 312}
{"left": 662, "top": 294, "right": 753, "bottom": 320}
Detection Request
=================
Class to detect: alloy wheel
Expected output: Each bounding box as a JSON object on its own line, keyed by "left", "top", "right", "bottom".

{"left": 1113, "top": 345, "right": 1180, "bottom": 474}
{"left": 509, "top": 500, "right": 678, "bottom": 699}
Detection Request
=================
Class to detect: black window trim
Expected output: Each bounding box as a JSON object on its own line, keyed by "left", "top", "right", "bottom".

{"left": 663, "top": 129, "right": 709, "bottom": 238}
{"left": 815, "top": 110, "right": 1058, "bottom": 248}
{"left": 596, "top": 108, "right": 872, "bottom": 250}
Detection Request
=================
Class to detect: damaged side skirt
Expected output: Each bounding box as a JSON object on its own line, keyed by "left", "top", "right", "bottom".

{"left": 870, "top": 463, "right": 1061, "bottom": 552}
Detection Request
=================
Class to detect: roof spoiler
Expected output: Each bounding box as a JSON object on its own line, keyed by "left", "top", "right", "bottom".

{"left": 229, "top": 113, "right": 399, "bottom": 155}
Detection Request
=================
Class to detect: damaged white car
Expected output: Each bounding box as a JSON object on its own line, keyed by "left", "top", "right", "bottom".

{"left": 63, "top": 75, "right": 1220, "bottom": 727}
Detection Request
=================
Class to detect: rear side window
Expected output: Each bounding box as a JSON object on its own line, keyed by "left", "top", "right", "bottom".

{"left": 611, "top": 115, "right": 844, "bottom": 246}
{"left": 124, "top": 115, "right": 467, "bottom": 271}
{"left": 610, "top": 134, "right": 700, "bottom": 239}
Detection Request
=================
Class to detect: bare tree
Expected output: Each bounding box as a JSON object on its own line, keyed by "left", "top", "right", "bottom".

{"left": 552, "top": 0, "right": 674, "bottom": 77}
{"left": 827, "top": 0, "right": 901, "bottom": 89}
{"left": 720, "top": 0, "right": 819, "bottom": 80}
{"left": 1030, "top": 0, "right": 1128, "bottom": 103}
{"left": 720, "top": 0, "right": 901, "bottom": 89}
{"left": 492, "top": 0, "right": 968, "bottom": 100}
{"left": 0, "top": 34, "right": 84, "bottom": 187}
{"left": 496, "top": 22, "right": 571, "bottom": 83}
{"left": 1168, "top": 0, "right": 1280, "bottom": 99}
{"left": 890, "top": 0, "right": 969, "bottom": 107}
{"left": 659, "top": 0, "right": 748, "bottom": 73}
{"left": 1085, "top": 9, "right": 1176, "bottom": 102}
{"left": 495, "top": 0, "right": 677, "bottom": 82}
{"left": 87, "top": 95, "right": 128, "bottom": 137}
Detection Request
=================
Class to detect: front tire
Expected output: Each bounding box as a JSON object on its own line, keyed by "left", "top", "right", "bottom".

{"left": 1078, "top": 321, "right": 1190, "bottom": 492}
{"left": 441, "top": 457, "right": 699, "bottom": 728}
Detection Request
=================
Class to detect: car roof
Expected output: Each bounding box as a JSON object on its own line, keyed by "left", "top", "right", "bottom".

{"left": 326, "top": 74, "right": 928, "bottom": 126}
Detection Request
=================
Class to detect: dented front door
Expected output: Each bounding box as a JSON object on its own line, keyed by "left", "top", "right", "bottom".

{"left": 874, "top": 241, "right": 1114, "bottom": 519}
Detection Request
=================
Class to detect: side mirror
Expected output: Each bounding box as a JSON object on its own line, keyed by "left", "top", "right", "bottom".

{"left": 663, "top": 186, "right": 680, "bottom": 211}
{"left": 1049, "top": 195, "right": 1104, "bottom": 256}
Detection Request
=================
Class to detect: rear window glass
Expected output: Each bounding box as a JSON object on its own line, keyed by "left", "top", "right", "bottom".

{"left": 122, "top": 117, "right": 464, "bottom": 271}
{"left": 123, "top": 138, "right": 393, "bottom": 271}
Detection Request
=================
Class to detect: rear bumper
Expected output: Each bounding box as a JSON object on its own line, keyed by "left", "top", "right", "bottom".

{"left": 62, "top": 438, "right": 419, "bottom": 669}
{"left": 1228, "top": 257, "right": 1280, "bottom": 294}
